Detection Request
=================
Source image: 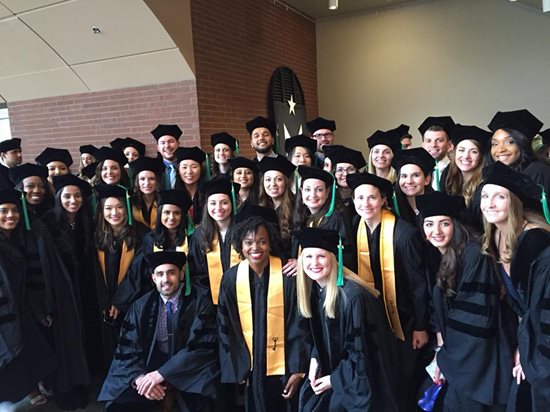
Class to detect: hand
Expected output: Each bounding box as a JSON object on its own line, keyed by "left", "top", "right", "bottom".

{"left": 136, "top": 370, "right": 165, "bottom": 397}
{"left": 412, "top": 330, "right": 428, "bottom": 349}
{"left": 311, "top": 375, "right": 331, "bottom": 395}
{"left": 144, "top": 384, "right": 167, "bottom": 401}
{"left": 308, "top": 358, "right": 319, "bottom": 386}
{"left": 282, "top": 373, "right": 304, "bottom": 399}
{"left": 41, "top": 314, "right": 53, "bottom": 327}
{"left": 512, "top": 349, "right": 525, "bottom": 385}
{"left": 108, "top": 305, "right": 120, "bottom": 319}
{"left": 433, "top": 354, "right": 445, "bottom": 385}
{"left": 282, "top": 259, "right": 298, "bottom": 277}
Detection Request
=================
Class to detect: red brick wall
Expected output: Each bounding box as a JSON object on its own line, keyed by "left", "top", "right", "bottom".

{"left": 190, "top": 0, "right": 318, "bottom": 158}
{"left": 8, "top": 80, "right": 200, "bottom": 171}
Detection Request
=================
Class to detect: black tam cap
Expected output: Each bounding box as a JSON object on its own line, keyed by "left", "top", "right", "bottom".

{"left": 388, "top": 124, "right": 410, "bottom": 139}
{"left": 82, "top": 162, "right": 99, "bottom": 179}
{"left": 202, "top": 178, "right": 240, "bottom": 200}
{"left": 540, "top": 129, "right": 550, "bottom": 146}
{"left": 0, "top": 188, "right": 23, "bottom": 206}
{"left": 94, "top": 146, "right": 127, "bottom": 167}
{"left": 144, "top": 251, "right": 187, "bottom": 271}
{"left": 367, "top": 130, "right": 402, "bottom": 154}
{"left": 323, "top": 145, "right": 366, "bottom": 169}
{"left": 129, "top": 156, "right": 164, "bottom": 177}
{"left": 52, "top": 174, "right": 92, "bottom": 197}
{"left": 151, "top": 124, "right": 183, "bottom": 141}
{"left": 175, "top": 146, "right": 206, "bottom": 164}
{"left": 79, "top": 145, "right": 97, "bottom": 156}
{"left": 306, "top": 117, "right": 336, "bottom": 134}
{"left": 487, "top": 109, "right": 543, "bottom": 142}
{"left": 0, "top": 138, "right": 21, "bottom": 152}
{"left": 449, "top": 124, "right": 492, "bottom": 151}
{"left": 258, "top": 156, "right": 296, "bottom": 178}
{"left": 35, "top": 147, "right": 73, "bottom": 168}
{"left": 9, "top": 163, "right": 48, "bottom": 185}
{"left": 234, "top": 204, "right": 278, "bottom": 226}
{"left": 211, "top": 132, "right": 238, "bottom": 151}
{"left": 158, "top": 190, "right": 192, "bottom": 213}
{"left": 418, "top": 116, "right": 456, "bottom": 137}
{"left": 482, "top": 162, "right": 542, "bottom": 207}
{"left": 346, "top": 172, "right": 393, "bottom": 198}
{"left": 110, "top": 137, "right": 146, "bottom": 156}
{"left": 246, "top": 116, "right": 276, "bottom": 136}
{"left": 95, "top": 184, "right": 128, "bottom": 201}
{"left": 391, "top": 147, "right": 435, "bottom": 176}
{"left": 284, "top": 134, "right": 317, "bottom": 156}
{"left": 229, "top": 157, "right": 259, "bottom": 173}
{"left": 297, "top": 165, "right": 334, "bottom": 186}
{"left": 294, "top": 228, "right": 340, "bottom": 255}
{"left": 416, "top": 192, "right": 466, "bottom": 219}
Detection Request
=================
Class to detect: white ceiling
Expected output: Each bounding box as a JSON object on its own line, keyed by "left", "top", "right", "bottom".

{"left": 0, "top": 0, "right": 194, "bottom": 103}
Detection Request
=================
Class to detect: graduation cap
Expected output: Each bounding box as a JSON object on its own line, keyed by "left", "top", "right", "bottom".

{"left": 391, "top": 147, "right": 435, "bottom": 176}
{"left": 151, "top": 124, "right": 183, "bottom": 141}
{"left": 110, "top": 137, "right": 146, "bottom": 157}
{"left": 387, "top": 124, "right": 410, "bottom": 139}
{"left": 79, "top": 145, "right": 97, "bottom": 156}
{"left": 129, "top": 156, "right": 164, "bottom": 177}
{"left": 323, "top": 145, "right": 366, "bottom": 170}
{"left": 234, "top": 204, "right": 278, "bottom": 226}
{"left": 346, "top": 172, "right": 394, "bottom": 198}
{"left": 416, "top": 191, "right": 466, "bottom": 219}
{"left": 158, "top": 190, "right": 192, "bottom": 213}
{"left": 449, "top": 124, "right": 492, "bottom": 151}
{"left": 258, "top": 156, "right": 296, "bottom": 178}
{"left": 482, "top": 161, "right": 543, "bottom": 206}
{"left": 52, "top": 174, "right": 92, "bottom": 197}
{"left": 144, "top": 250, "right": 187, "bottom": 271}
{"left": 284, "top": 134, "right": 317, "bottom": 156}
{"left": 0, "top": 138, "right": 21, "bottom": 152}
{"left": 487, "top": 109, "right": 543, "bottom": 142}
{"left": 202, "top": 178, "right": 239, "bottom": 199}
{"left": 96, "top": 184, "right": 133, "bottom": 225}
{"left": 82, "top": 162, "right": 99, "bottom": 179}
{"left": 246, "top": 116, "right": 276, "bottom": 136}
{"left": 211, "top": 132, "right": 238, "bottom": 151}
{"left": 298, "top": 165, "right": 334, "bottom": 186}
{"left": 366, "top": 130, "right": 402, "bottom": 154}
{"left": 418, "top": 116, "right": 456, "bottom": 137}
{"left": 0, "top": 188, "right": 23, "bottom": 205}
{"left": 175, "top": 146, "right": 207, "bottom": 164}
{"left": 94, "top": 146, "right": 127, "bottom": 167}
{"left": 540, "top": 129, "right": 550, "bottom": 146}
{"left": 229, "top": 156, "right": 259, "bottom": 173}
{"left": 306, "top": 117, "right": 336, "bottom": 134}
{"left": 9, "top": 163, "right": 48, "bottom": 185}
{"left": 35, "top": 147, "right": 73, "bottom": 167}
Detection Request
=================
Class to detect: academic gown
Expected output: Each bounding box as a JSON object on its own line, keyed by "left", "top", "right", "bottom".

{"left": 299, "top": 281, "right": 399, "bottom": 412}
{"left": 523, "top": 159, "right": 550, "bottom": 199}
{"left": 434, "top": 242, "right": 515, "bottom": 409}
{"left": 0, "top": 164, "right": 13, "bottom": 189}
{"left": 98, "top": 287, "right": 220, "bottom": 410}
{"left": 217, "top": 262, "right": 309, "bottom": 412}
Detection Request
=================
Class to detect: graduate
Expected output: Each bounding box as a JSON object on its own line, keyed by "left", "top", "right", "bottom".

{"left": 35, "top": 147, "right": 73, "bottom": 180}
{"left": 211, "top": 131, "right": 238, "bottom": 180}
{"left": 366, "top": 129, "right": 401, "bottom": 183}
{"left": 295, "top": 227, "right": 398, "bottom": 412}
{"left": 151, "top": 124, "right": 182, "bottom": 190}
{"left": 175, "top": 146, "right": 209, "bottom": 227}
{"left": 0, "top": 137, "right": 22, "bottom": 189}
{"left": 217, "top": 208, "right": 308, "bottom": 412}
{"left": 98, "top": 251, "right": 219, "bottom": 412}
{"left": 246, "top": 116, "right": 279, "bottom": 162}
{"left": 417, "top": 191, "right": 515, "bottom": 411}
{"left": 110, "top": 137, "right": 146, "bottom": 166}
{"left": 10, "top": 163, "right": 55, "bottom": 220}
{"left": 93, "top": 146, "right": 131, "bottom": 188}
{"left": 130, "top": 156, "right": 164, "bottom": 230}
{"left": 78, "top": 144, "right": 98, "bottom": 184}
{"left": 346, "top": 172, "right": 429, "bottom": 411}
{"left": 230, "top": 156, "right": 260, "bottom": 211}
{"left": 478, "top": 162, "right": 550, "bottom": 411}
{"left": 306, "top": 117, "right": 336, "bottom": 168}
{"left": 285, "top": 134, "right": 316, "bottom": 168}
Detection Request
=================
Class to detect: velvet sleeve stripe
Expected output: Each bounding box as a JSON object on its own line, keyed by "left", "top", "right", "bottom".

{"left": 452, "top": 300, "right": 492, "bottom": 316}
{"left": 460, "top": 281, "right": 497, "bottom": 294}
{"left": 447, "top": 318, "right": 496, "bottom": 339}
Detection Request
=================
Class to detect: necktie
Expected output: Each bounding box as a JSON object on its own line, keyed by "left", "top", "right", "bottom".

{"left": 169, "top": 165, "right": 176, "bottom": 189}
{"left": 166, "top": 301, "right": 174, "bottom": 355}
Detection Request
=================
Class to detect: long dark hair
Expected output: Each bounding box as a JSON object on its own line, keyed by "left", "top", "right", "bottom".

{"left": 94, "top": 197, "right": 135, "bottom": 252}
{"left": 95, "top": 160, "right": 131, "bottom": 188}
{"left": 485, "top": 128, "right": 549, "bottom": 171}
{"left": 131, "top": 172, "right": 160, "bottom": 209}
{"left": 153, "top": 204, "right": 187, "bottom": 249}
{"left": 15, "top": 176, "right": 55, "bottom": 217}
{"left": 199, "top": 195, "right": 234, "bottom": 253}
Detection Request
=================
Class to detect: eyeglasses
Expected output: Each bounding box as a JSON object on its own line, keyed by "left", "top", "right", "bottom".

{"left": 312, "top": 132, "right": 333, "bottom": 139}
{"left": 334, "top": 167, "right": 356, "bottom": 175}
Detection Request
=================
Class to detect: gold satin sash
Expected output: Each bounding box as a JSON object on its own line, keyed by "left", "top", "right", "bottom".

{"left": 236, "top": 256, "right": 285, "bottom": 376}
{"left": 357, "top": 209, "right": 405, "bottom": 340}
{"left": 207, "top": 236, "right": 240, "bottom": 305}
{"left": 97, "top": 241, "right": 135, "bottom": 286}
{"left": 153, "top": 239, "right": 188, "bottom": 254}
{"left": 132, "top": 202, "right": 158, "bottom": 229}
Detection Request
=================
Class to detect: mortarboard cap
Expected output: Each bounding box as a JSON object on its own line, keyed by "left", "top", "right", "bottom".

{"left": 0, "top": 188, "right": 23, "bottom": 206}
{"left": 9, "top": 163, "right": 48, "bottom": 185}
{"left": 0, "top": 138, "right": 21, "bottom": 152}
{"left": 129, "top": 156, "right": 164, "bottom": 177}
{"left": 388, "top": 124, "right": 410, "bottom": 139}
{"left": 284, "top": 134, "right": 317, "bottom": 156}
{"left": 449, "top": 124, "right": 492, "bottom": 152}
{"left": 246, "top": 116, "right": 276, "bottom": 136}
{"left": 540, "top": 129, "right": 550, "bottom": 146}
{"left": 151, "top": 124, "right": 183, "bottom": 141}
{"left": 346, "top": 172, "right": 394, "bottom": 198}
{"left": 306, "top": 117, "right": 336, "bottom": 134}
{"left": 391, "top": 147, "right": 435, "bottom": 176}
{"left": 258, "top": 156, "right": 296, "bottom": 178}
{"left": 323, "top": 145, "right": 366, "bottom": 169}
{"left": 202, "top": 178, "right": 240, "bottom": 200}
{"left": 211, "top": 132, "right": 238, "bottom": 151}
{"left": 52, "top": 174, "right": 92, "bottom": 197}
{"left": 482, "top": 162, "right": 542, "bottom": 207}
{"left": 297, "top": 165, "right": 334, "bottom": 186}
{"left": 144, "top": 251, "right": 187, "bottom": 271}
{"left": 416, "top": 191, "right": 466, "bottom": 219}
{"left": 82, "top": 162, "right": 98, "bottom": 179}
{"left": 418, "top": 116, "right": 456, "bottom": 137}
{"left": 110, "top": 137, "right": 146, "bottom": 157}
{"left": 234, "top": 204, "right": 278, "bottom": 226}
{"left": 175, "top": 146, "right": 207, "bottom": 164}
{"left": 229, "top": 157, "right": 259, "bottom": 173}
{"left": 487, "top": 109, "right": 543, "bottom": 142}
{"left": 95, "top": 184, "right": 128, "bottom": 201}
{"left": 79, "top": 145, "right": 97, "bottom": 156}
{"left": 294, "top": 227, "right": 340, "bottom": 256}
{"left": 158, "top": 190, "right": 192, "bottom": 213}
{"left": 35, "top": 147, "right": 73, "bottom": 168}
{"left": 94, "top": 146, "right": 127, "bottom": 167}
{"left": 367, "top": 130, "right": 402, "bottom": 154}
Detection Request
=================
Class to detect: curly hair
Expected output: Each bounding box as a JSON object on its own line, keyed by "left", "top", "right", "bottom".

{"left": 230, "top": 216, "right": 282, "bottom": 260}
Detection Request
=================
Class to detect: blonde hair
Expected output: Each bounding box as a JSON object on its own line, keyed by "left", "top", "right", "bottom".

{"left": 367, "top": 149, "right": 397, "bottom": 183}
{"left": 296, "top": 252, "right": 371, "bottom": 319}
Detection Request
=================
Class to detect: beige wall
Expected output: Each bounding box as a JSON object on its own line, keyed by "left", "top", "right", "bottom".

{"left": 317, "top": 0, "right": 550, "bottom": 153}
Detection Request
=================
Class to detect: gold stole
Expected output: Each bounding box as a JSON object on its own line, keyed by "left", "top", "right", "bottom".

{"left": 97, "top": 241, "right": 135, "bottom": 286}
{"left": 153, "top": 239, "right": 187, "bottom": 254}
{"left": 132, "top": 202, "right": 158, "bottom": 229}
{"left": 207, "top": 236, "right": 240, "bottom": 305}
{"left": 236, "top": 256, "right": 285, "bottom": 376}
{"left": 357, "top": 209, "right": 405, "bottom": 341}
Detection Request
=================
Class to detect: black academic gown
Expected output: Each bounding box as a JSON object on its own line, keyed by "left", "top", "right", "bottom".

{"left": 0, "top": 164, "right": 13, "bottom": 189}
{"left": 434, "top": 242, "right": 515, "bottom": 409}
{"left": 217, "top": 262, "right": 309, "bottom": 412}
{"left": 98, "top": 287, "right": 220, "bottom": 410}
{"left": 299, "top": 280, "right": 399, "bottom": 412}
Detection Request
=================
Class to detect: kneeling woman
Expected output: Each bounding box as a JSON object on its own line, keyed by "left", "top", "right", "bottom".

{"left": 295, "top": 228, "right": 398, "bottom": 412}
{"left": 217, "top": 208, "right": 308, "bottom": 412}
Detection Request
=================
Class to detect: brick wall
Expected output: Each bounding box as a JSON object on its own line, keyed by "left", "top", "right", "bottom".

{"left": 8, "top": 80, "right": 200, "bottom": 171}
{"left": 190, "top": 0, "right": 318, "bottom": 158}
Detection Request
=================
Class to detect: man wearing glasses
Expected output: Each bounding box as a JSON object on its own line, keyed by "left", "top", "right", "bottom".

{"left": 306, "top": 117, "right": 336, "bottom": 168}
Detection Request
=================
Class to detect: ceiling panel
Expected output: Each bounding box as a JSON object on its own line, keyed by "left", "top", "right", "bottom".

{"left": 73, "top": 48, "right": 194, "bottom": 92}
{"left": 19, "top": 0, "right": 177, "bottom": 65}
{"left": 283, "top": 0, "right": 422, "bottom": 19}
{"left": 0, "top": 0, "right": 66, "bottom": 14}
{"left": 0, "top": 67, "right": 88, "bottom": 101}
{"left": 0, "top": 16, "right": 67, "bottom": 77}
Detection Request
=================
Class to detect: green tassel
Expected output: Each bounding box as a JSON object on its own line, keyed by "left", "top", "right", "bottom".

{"left": 231, "top": 182, "right": 238, "bottom": 215}
{"left": 294, "top": 170, "right": 299, "bottom": 195}
{"left": 336, "top": 236, "right": 344, "bottom": 287}
{"left": 90, "top": 192, "right": 97, "bottom": 218}
{"left": 539, "top": 185, "right": 550, "bottom": 224}
{"left": 184, "top": 265, "right": 191, "bottom": 296}
{"left": 325, "top": 175, "right": 336, "bottom": 218}
{"left": 118, "top": 184, "right": 133, "bottom": 226}
{"left": 205, "top": 154, "right": 212, "bottom": 181}
{"left": 235, "top": 140, "right": 240, "bottom": 157}
{"left": 392, "top": 193, "right": 400, "bottom": 217}
{"left": 18, "top": 191, "right": 31, "bottom": 231}
{"left": 187, "top": 216, "right": 195, "bottom": 236}
{"left": 434, "top": 160, "right": 440, "bottom": 192}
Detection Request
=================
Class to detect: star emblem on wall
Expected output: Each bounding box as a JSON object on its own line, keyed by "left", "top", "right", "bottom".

{"left": 287, "top": 94, "right": 296, "bottom": 115}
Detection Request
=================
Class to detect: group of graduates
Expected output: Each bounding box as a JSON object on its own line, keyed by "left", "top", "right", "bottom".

{"left": 0, "top": 107, "right": 549, "bottom": 412}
